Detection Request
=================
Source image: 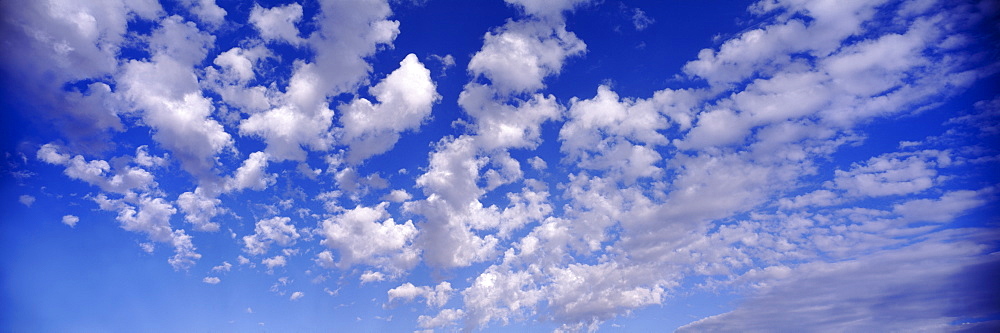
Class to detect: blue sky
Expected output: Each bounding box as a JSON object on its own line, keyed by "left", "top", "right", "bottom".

{"left": 1, "top": 0, "right": 999, "bottom": 331}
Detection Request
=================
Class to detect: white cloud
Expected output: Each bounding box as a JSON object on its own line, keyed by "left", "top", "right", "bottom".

{"left": 289, "top": 291, "right": 304, "bottom": 301}
{"left": 262, "top": 255, "right": 287, "bottom": 270}
{"left": 417, "top": 308, "right": 463, "bottom": 329}
{"left": 226, "top": 151, "right": 276, "bottom": 192}
{"left": 468, "top": 19, "right": 585, "bottom": 94}
{"left": 19, "top": 195, "right": 35, "bottom": 207}
{"left": 61, "top": 215, "right": 79, "bottom": 227}
{"left": 893, "top": 190, "right": 987, "bottom": 224}
{"left": 834, "top": 153, "right": 940, "bottom": 197}
{"left": 339, "top": 54, "right": 440, "bottom": 162}
{"left": 631, "top": 8, "right": 654, "bottom": 31}
{"left": 388, "top": 282, "right": 454, "bottom": 308}
{"left": 118, "top": 16, "right": 233, "bottom": 181}
{"left": 243, "top": 217, "right": 300, "bottom": 255}
{"left": 178, "top": 0, "right": 226, "bottom": 26}
{"left": 504, "top": 0, "right": 591, "bottom": 19}
{"left": 249, "top": 3, "right": 305, "bottom": 45}
{"left": 527, "top": 156, "right": 547, "bottom": 170}
{"left": 360, "top": 271, "right": 386, "bottom": 284}
{"left": 382, "top": 189, "right": 413, "bottom": 203}
{"left": 319, "top": 202, "right": 419, "bottom": 273}
{"left": 458, "top": 83, "right": 562, "bottom": 150}
{"left": 677, "top": 234, "right": 998, "bottom": 332}
{"left": 211, "top": 261, "right": 232, "bottom": 272}
{"left": 203, "top": 276, "right": 221, "bottom": 284}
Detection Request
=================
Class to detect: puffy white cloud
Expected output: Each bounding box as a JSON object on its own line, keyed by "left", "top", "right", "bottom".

{"left": 203, "top": 276, "right": 221, "bottom": 284}
{"left": 388, "top": 282, "right": 454, "bottom": 308}
{"left": 360, "top": 271, "right": 386, "bottom": 284}
{"left": 319, "top": 202, "right": 419, "bottom": 273}
{"left": 289, "top": 291, "right": 304, "bottom": 301}
{"left": 37, "top": 143, "right": 157, "bottom": 194}
{"left": 249, "top": 3, "right": 305, "bottom": 45}
{"left": 118, "top": 16, "right": 233, "bottom": 180}
{"left": 262, "top": 255, "right": 287, "bottom": 270}
{"left": 526, "top": 156, "right": 547, "bottom": 170}
{"left": 778, "top": 189, "right": 840, "bottom": 210}
{"left": 382, "top": 189, "right": 413, "bottom": 203}
{"left": 211, "top": 261, "right": 232, "bottom": 272}
{"left": 833, "top": 152, "right": 941, "bottom": 197}
{"left": 468, "top": 19, "right": 585, "bottom": 94}
{"left": 238, "top": 62, "right": 335, "bottom": 162}
{"left": 177, "top": 188, "right": 223, "bottom": 232}
{"left": 178, "top": 0, "right": 226, "bottom": 26}
{"left": 18, "top": 195, "right": 35, "bottom": 207}
{"left": 504, "top": 0, "right": 591, "bottom": 19}
{"left": 458, "top": 83, "right": 562, "bottom": 150}
{"left": 340, "top": 54, "right": 440, "bottom": 162}
{"left": 243, "top": 217, "right": 300, "bottom": 255}
{"left": 226, "top": 152, "right": 276, "bottom": 192}
{"left": 62, "top": 215, "right": 79, "bottom": 227}
{"left": 417, "top": 308, "right": 463, "bottom": 329}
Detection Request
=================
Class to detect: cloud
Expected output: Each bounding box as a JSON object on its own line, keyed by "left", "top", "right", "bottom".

{"left": 262, "top": 255, "right": 287, "bottom": 270}
{"left": 61, "top": 215, "right": 79, "bottom": 227}
{"left": 677, "top": 233, "right": 1000, "bottom": 332}
{"left": 18, "top": 195, "right": 35, "bottom": 207}
{"left": 243, "top": 217, "right": 300, "bottom": 256}
{"left": 318, "top": 202, "right": 419, "bottom": 274}
{"left": 388, "top": 282, "right": 453, "bottom": 308}
{"left": 289, "top": 291, "right": 304, "bottom": 301}
{"left": 468, "top": 19, "right": 585, "bottom": 94}
{"left": 631, "top": 8, "right": 654, "bottom": 31}
{"left": 339, "top": 54, "right": 440, "bottom": 162}
{"left": 382, "top": 189, "right": 413, "bottom": 203}
{"left": 203, "top": 276, "right": 221, "bottom": 284}
{"left": 249, "top": 3, "right": 305, "bottom": 45}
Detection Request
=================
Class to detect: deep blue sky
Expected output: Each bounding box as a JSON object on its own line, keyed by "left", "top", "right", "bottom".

{"left": 2, "top": 0, "right": 999, "bottom": 332}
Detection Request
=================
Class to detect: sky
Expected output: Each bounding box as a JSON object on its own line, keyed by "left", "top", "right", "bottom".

{"left": 1, "top": 0, "right": 999, "bottom": 332}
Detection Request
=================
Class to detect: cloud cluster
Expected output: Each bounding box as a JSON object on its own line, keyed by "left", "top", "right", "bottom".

{"left": 5, "top": 0, "right": 998, "bottom": 331}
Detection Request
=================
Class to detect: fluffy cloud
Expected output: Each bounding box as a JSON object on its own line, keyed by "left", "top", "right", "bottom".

{"left": 18, "top": 195, "right": 35, "bottom": 207}
{"left": 388, "top": 282, "right": 454, "bottom": 308}
{"left": 340, "top": 54, "right": 440, "bottom": 162}
{"left": 203, "top": 276, "right": 221, "bottom": 284}
{"left": 118, "top": 16, "right": 233, "bottom": 180}
{"left": 249, "top": 3, "right": 305, "bottom": 45}
{"left": 468, "top": 19, "right": 585, "bottom": 94}
{"left": 61, "top": 215, "right": 80, "bottom": 227}
{"left": 318, "top": 202, "right": 419, "bottom": 274}
{"left": 243, "top": 217, "right": 300, "bottom": 255}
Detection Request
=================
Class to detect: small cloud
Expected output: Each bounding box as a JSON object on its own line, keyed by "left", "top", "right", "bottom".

{"left": 62, "top": 215, "right": 79, "bottom": 227}
{"left": 382, "top": 189, "right": 413, "bottom": 203}
{"left": 360, "top": 270, "right": 386, "bottom": 284}
{"left": 632, "top": 8, "right": 654, "bottom": 31}
{"left": 429, "top": 54, "right": 456, "bottom": 77}
{"left": 19, "top": 195, "right": 35, "bottom": 207}
{"left": 212, "top": 261, "right": 233, "bottom": 272}
{"left": 139, "top": 243, "right": 155, "bottom": 253}
{"left": 527, "top": 156, "right": 547, "bottom": 170}
{"left": 203, "top": 276, "right": 221, "bottom": 284}
{"left": 290, "top": 291, "right": 304, "bottom": 301}
{"left": 247, "top": 307, "right": 253, "bottom": 314}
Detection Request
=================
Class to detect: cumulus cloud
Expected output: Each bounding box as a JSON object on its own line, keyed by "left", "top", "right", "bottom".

{"left": 339, "top": 54, "right": 440, "bottom": 162}
{"left": 318, "top": 202, "right": 419, "bottom": 274}
{"left": 249, "top": 3, "right": 305, "bottom": 45}
{"left": 203, "top": 276, "right": 221, "bottom": 284}
{"left": 61, "top": 215, "right": 79, "bottom": 227}
{"left": 243, "top": 217, "right": 300, "bottom": 255}
{"left": 468, "top": 19, "right": 585, "bottom": 94}
{"left": 18, "top": 195, "right": 35, "bottom": 207}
